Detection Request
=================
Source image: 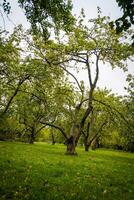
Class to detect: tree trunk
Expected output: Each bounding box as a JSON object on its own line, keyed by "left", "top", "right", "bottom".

{"left": 84, "top": 142, "right": 90, "bottom": 151}
{"left": 29, "top": 131, "right": 35, "bottom": 144}
{"left": 91, "top": 138, "right": 98, "bottom": 150}
{"left": 65, "top": 136, "right": 77, "bottom": 155}
{"left": 84, "top": 136, "right": 90, "bottom": 151}
{"left": 51, "top": 131, "right": 56, "bottom": 145}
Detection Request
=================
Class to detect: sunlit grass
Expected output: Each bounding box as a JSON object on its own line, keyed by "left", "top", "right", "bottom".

{"left": 0, "top": 142, "right": 134, "bottom": 200}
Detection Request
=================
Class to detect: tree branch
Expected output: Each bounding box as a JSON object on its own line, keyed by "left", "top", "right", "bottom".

{"left": 1, "top": 75, "right": 30, "bottom": 116}
{"left": 40, "top": 121, "right": 68, "bottom": 139}
{"left": 59, "top": 64, "right": 83, "bottom": 94}
{"left": 93, "top": 54, "right": 99, "bottom": 88}
{"left": 36, "top": 125, "right": 46, "bottom": 134}
{"left": 93, "top": 98, "right": 132, "bottom": 130}
{"left": 86, "top": 54, "right": 93, "bottom": 88}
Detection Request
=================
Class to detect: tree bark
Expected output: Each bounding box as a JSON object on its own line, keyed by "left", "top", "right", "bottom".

{"left": 65, "top": 136, "right": 77, "bottom": 155}
{"left": 51, "top": 131, "right": 56, "bottom": 145}
{"left": 29, "top": 130, "right": 35, "bottom": 144}
{"left": 84, "top": 137, "right": 93, "bottom": 151}
{"left": 85, "top": 143, "right": 90, "bottom": 151}
{"left": 91, "top": 137, "right": 100, "bottom": 150}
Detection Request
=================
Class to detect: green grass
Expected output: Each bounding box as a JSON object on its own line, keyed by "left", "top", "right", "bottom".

{"left": 0, "top": 142, "right": 134, "bottom": 200}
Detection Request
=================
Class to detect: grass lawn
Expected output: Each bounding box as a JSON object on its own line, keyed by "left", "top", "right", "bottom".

{"left": 0, "top": 142, "right": 134, "bottom": 200}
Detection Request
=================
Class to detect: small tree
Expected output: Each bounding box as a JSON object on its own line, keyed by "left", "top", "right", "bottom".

{"left": 0, "top": 27, "right": 31, "bottom": 134}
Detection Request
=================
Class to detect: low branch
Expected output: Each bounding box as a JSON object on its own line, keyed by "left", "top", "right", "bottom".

{"left": 93, "top": 98, "right": 132, "bottom": 131}
{"left": 36, "top": 125, "right": 46, "bottom": 134}
{"left": 81, "top": 97, "right": 130, "bottom": 126}
{"left": 40, "top": 121, "right": 68, "bottom": 139}
{"left": 1, "top": 75, "right": 30, "bottom": 116}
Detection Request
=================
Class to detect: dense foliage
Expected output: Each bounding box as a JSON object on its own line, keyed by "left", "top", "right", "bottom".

{"left": 1, "top": 0, "right": 74, "bottom": 39}
{"left": 115, "top": 0, "right": 134, "bottom": 32}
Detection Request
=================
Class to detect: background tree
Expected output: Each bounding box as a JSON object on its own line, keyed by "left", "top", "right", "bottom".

{"left": 81, "top": 89, "right": 109, "bottom": 151}
{"left": 120, "top": 74, "right": 134, "bottom": 152}
{"left": 0, "top": 27, "right": 31, "bottom": 124}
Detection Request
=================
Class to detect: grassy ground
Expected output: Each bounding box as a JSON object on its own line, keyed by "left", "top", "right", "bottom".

{"left": 0, "top": 142, "right": 134, "bottom": 200}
